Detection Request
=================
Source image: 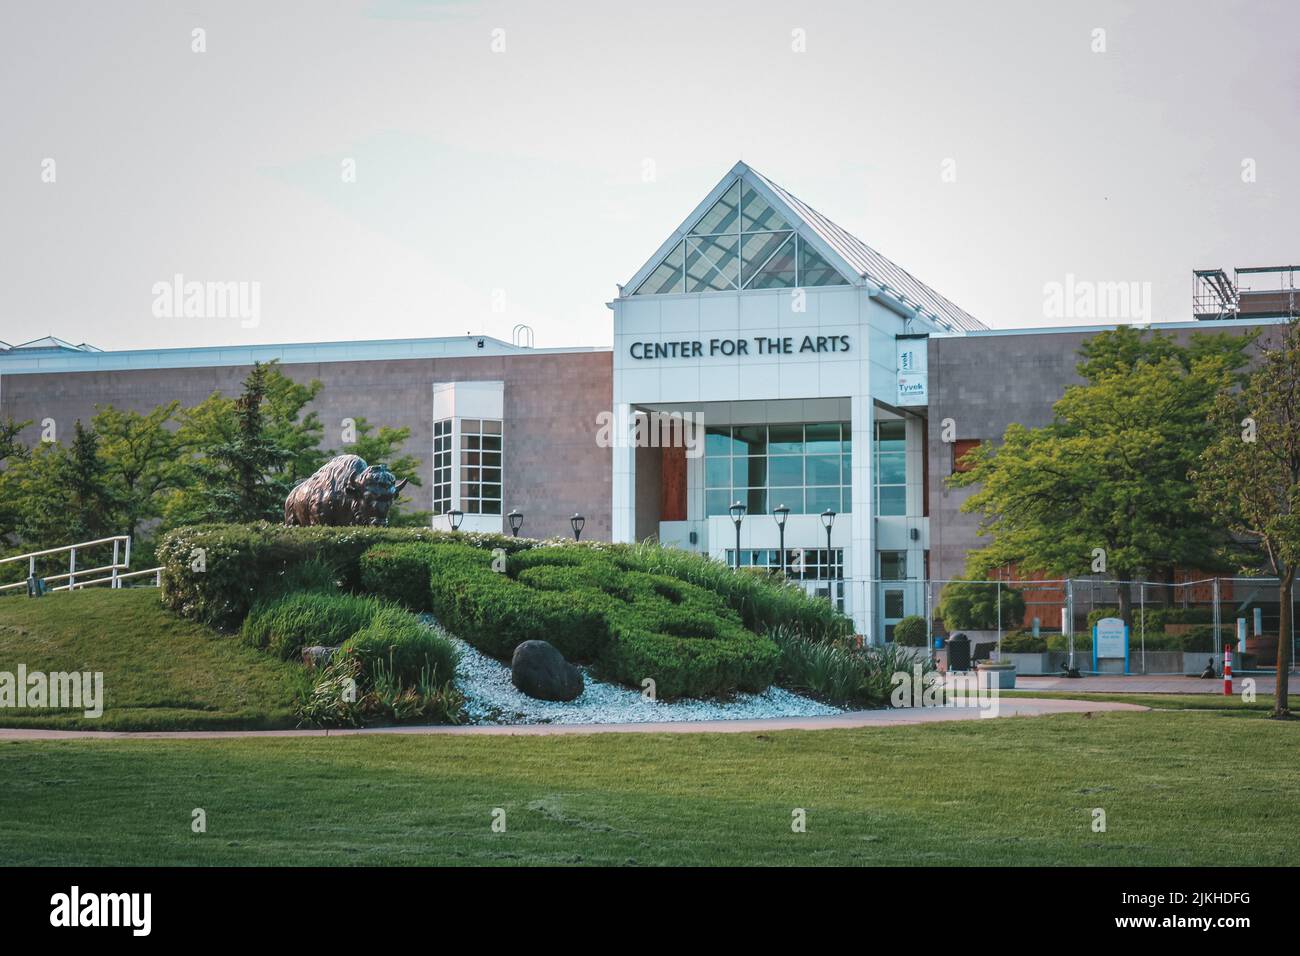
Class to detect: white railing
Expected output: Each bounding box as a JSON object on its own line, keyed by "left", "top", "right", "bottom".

{"left": 0, "top": 535, "right": 162, "bottom": 594}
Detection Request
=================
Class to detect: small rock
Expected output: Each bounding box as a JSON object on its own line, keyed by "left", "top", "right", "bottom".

{"left": 511, "top": 640, "right": 583, "bottom": 702}
{"left": 302, "top": 644, "right": 340, "bottom": 669}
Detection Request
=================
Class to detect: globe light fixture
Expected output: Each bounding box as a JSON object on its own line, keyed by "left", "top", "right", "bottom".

{"left": 772, "top": 504, "right": 790, "bottom": 576}
{"left": 820, "top": 508, "right": 837, "bottom": 582}
{"left": 729, "top": 501, "right": 747, "bottom": 571}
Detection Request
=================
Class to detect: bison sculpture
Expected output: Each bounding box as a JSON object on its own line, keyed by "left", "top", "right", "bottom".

{"left": 284, "top": 454, "right": 410, "bottom": 527}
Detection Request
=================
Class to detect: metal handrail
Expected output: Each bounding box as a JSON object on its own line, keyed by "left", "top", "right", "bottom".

{"left": 0, "top": 534, "right": 159, "bottom": 594}
{"left": 0, "top": 535, "right": 131, "bottom": 564}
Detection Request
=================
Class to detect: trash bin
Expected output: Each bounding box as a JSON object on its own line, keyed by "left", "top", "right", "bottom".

{"left": 947, "top": 632, "right": 971, "bottom": 671}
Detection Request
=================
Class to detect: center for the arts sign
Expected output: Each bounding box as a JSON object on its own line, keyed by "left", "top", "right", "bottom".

{"left": 629, "top": 334, "right": 851, "bottom": 360}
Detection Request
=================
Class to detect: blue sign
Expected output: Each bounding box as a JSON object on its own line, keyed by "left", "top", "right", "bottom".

{"left": 1092, "top": 617, "right": 1130, "bottom": 674}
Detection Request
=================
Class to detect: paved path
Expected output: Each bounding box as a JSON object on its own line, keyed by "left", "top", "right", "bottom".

{"left": 1014, "top": 673, "right": 1295, "bottom": 694}
{"left": 0, "top": 697, "right": 1145, "bottom": 741}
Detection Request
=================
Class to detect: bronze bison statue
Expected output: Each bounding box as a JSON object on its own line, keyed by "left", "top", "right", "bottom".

{"left": 284, "top": 454, "right": 410, "bottom": 527}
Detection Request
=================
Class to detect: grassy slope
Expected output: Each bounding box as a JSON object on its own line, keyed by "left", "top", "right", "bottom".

{"left": 0, "top": 589, "right": 301, "bottom": 731}
{"left": 1, "top": 710, "right": 1295, "bottom": 866}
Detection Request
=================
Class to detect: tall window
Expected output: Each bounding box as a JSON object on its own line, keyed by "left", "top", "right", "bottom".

{"left": 460, "top": 419, "right": 503, "bottom": 515}
{"left": 704, "top": 423, "right": 851, "bottom": 517}
{"left": 632, "top": 180, "right": 849, "bottom": 295}
{"left": 432, "top": 419, "right": 452, "bottom": 516}
{"left": 874, "top": 420, "right": 907, "bottom": 516}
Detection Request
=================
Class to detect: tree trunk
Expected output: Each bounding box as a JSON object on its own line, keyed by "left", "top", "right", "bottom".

{"left": 1276, "top": 568, "right": 1294, "bottom": 718}
{"left": 1116, "top": 581, "right": 1133, "bottom": 627}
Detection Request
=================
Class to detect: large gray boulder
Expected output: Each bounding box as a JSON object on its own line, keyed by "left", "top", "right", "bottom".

{"left": 511, "top": 640, "right": 583, "bottom": 702}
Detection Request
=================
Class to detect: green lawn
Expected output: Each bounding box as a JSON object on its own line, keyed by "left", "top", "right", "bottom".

{"left": 1, "top": 710, "right": 1295, "bottom": 866}
{"left": 0, "top": 589, "right": 301, "bottom": 730}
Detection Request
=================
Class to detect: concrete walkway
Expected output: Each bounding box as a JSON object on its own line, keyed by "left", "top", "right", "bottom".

{"left": 0, "top": 697, "right": 1145, "bottom": 741}
{"left": 1014, "top": 673, "right": 1295, "bottom": 694}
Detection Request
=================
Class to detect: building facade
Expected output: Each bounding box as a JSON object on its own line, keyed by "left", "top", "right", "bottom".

{"left": 0, "top": 163, "right": 1287, "bottom": 640}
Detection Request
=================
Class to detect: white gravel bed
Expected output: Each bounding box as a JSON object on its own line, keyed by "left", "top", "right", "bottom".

{"left": 420, "top": 616, "right": 843, "bottom": 725}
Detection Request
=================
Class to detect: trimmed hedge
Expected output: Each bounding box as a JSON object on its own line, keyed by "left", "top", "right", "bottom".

{"left": 999, "top": 630, "right": 1048, "bottom": 653}
{"left": 893, "top": 615, "right": 928, "bottom": 647}
{"left": 394, "top": 542, "right": 780, "bottom": 699}
{"left": 359, "top": 543, "right": 444, "bottom": 611}
{"left": 157, "top": 523, "right": 529, "bottom": 628}
{"left": 338, "top": 606, "right": 459, "bottom": 687}
{"left": 241, "top": 591, "right": 388, "bottom": 661}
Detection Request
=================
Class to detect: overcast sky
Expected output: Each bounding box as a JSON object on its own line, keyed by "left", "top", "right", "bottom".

{"left": 1, "top": 0, "right": 1296, "bottom": 351}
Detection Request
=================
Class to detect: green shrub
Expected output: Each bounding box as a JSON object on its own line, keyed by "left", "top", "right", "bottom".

{"left": 999, "top": 630, "right": 1047, "bottom": 653}
{"left": 241, "top": 590, "right": 387, "bottom": 661}
{"left": 399, "top": 542, "right": 780, "bottom": 699}
{"left": 893, "top": 615, "right": 928, "bottom": 647}
{"left": 605, "top": 541, "right": 853, "bottom": 643}
{"left": 338, "top": 607, "right": 459, "bottom": 687}
{"left": 937, "top": 582, "right": 1025, "bottom": 630}
{"left": 359, "top": 543, "right": 444, "bottom": 610}
{"left": 1179, "top": 625, "right": 1223, "bottom": 653}
{"left": 1046, "top": 631, "right": 1092, "bottom": 652}
{"left": 293, "top": 654, "right": 463, "bottom": 728}
{"left": 272, "top": 558, "right": 341, "bottom": 596}
{"left": 1085, "top": 607, "right": 1121, "bottom": 631}
{"left": 157, "top": 523, "right": 529, "bottom": 629}
{"left": 771, "top": 627, "right": 936, "bottom": 708}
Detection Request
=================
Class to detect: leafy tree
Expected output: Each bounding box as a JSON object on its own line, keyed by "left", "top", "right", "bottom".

{"left": 951, "top": 329, "right": 1249, "bottom": 624}
{"left": 0, "top": 417, "right": 33, "bottom": 540}
{"left": 92, "top": 402, "right": 182, "bottom": 541}
{"left": 6, "top": 421, "right": 116, "bottom": 554}
{"left": 262, "top": 366, "right": 325, "bottom": 484}
{"left": 937, "top": 581, "right": 1024, "bottom": 630}
{"left": 168, "top": 362, "right": 323, "bottom": 525}
{"left": 1192, "top": 319, "right": 1300, "bottom": 718}
{"left": 181, "top": 363, "right": 292, "bottom": 523}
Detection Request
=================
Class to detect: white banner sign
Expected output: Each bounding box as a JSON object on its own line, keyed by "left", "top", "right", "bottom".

{"left": 896, "top": 338, "right": 928, "bottom": 406}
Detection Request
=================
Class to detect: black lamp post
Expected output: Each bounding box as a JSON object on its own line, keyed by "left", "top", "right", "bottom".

{"left": 728, "top": 501, "right": 747, "bottom": 571}
{"left": 772, "top": 504, "right": 789, "bottom": 576}
{"left": 570, "top": 513, "right": 585, "bottom": 541}
{"left": 507, "top": 509, "right": 523, "bottom": 537}
{"left": 820, "top": 508, "right": 836, "bottom": 582}
{"left": 448, "top": 509, "right": 464, "bottom": 532}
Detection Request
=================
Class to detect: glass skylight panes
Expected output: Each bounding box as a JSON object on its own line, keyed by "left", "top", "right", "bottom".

{"left": 686, "top": 235, "right": 739, "bottom": 292}
{"left": 740, "top": 231, "right": 792, "bottom": 286}
{"left": 745, "top": 234, "right": 797, "bottom": 289}
{"left": 741, "top": 184, "right": 790, "bottom": 232}
{"left": 632, "top": 240, "right": 684, "bottom": 295}
{"left": 633, "top": 177, "right": 854, "bottom": 296}
{"left": 799, "top": 238, "right": 850, "bottom": 287}
{"left": 691, "top": 180, "right": 741, "bottom": 235}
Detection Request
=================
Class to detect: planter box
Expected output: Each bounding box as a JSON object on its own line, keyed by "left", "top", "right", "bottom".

{"left": 976, "top": 663, "right": 1017, "bottom": 689}
{"left": 891, "top": 644, "right": 931, "bottom": 664}
{"left": 1001, "top": 652, "right": 1052, "bottom": 675}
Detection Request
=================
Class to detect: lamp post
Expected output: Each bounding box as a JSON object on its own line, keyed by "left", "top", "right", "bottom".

{"left": 507, "top": 509, "right": 523, "bottom": 537}
{"left": 728, "top": 501, "right": 747, "bottom": 571}
{"left": 570, "top": 513, "right": 585, "bottom": 541}
{"left": 448, "top": 509, "right": 464, "bottom": 532}
{"left": 820, "top": 508, "right": 836, "bottom": 583}
{"left": 772, "top": 504, "right": 789, "bottom": 577}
